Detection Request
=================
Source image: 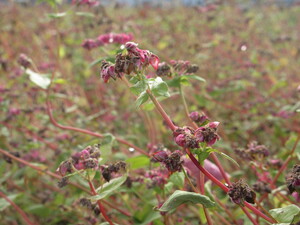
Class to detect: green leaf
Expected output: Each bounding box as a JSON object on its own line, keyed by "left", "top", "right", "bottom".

{"left": 130, "top": 79, "right": 147, "bottom": 95}
{"left": 75, "top": 12, "right": 95, "bottom": 18}
{"left": 217, "top": 152, "right": 240, "bottom": 168}
{"left": 100, "top": 133, "right": 115, "bottom": 163}
{"left": 0, "top": 193, "right": 20, "bottom": 211}
{"left": 166, "top": 76, "right": 182, "bottom": 88}
{"left": 47, "top": 12, "right": 67, "bottom": 19}
{"left": 151, "top": 77, "right": 170, "bottom": 97}
{"left": 25, "top": 69, "right": 51, "bottom": 89}
{"left": 164, "top": 182, "right": 174, "bottom": 193}
{"left": 158, "top": 190, "right": 215, "bottom": 212}
{"left": 196, "top": 147, "right": 216, "bottom": 164}
{"left": 134, "top": 204, "right": 161, "bottom": 225}
{"left": 269, "top": 205, "right": 300, "bottom": 223}
{"left": 136, "top": 92, "right": 149, "bottom": 108}
{"left": 92, "top": 175, "right": 127, "bottom": 200}
{"left": 126, "top": 155, "right": 150, "bottom": 169}
{"left": 169, "top": 172, "right": 184, "bottom": 188}
{"left": 53, "top": 78, "right": 67, "bottom": 84}
{"left": 183, "top": 74, "right": 206, "bottom": 83}
{"left": 63, "top": 169, "right": 84, "bottom": 178}
{"left": 149, "top": 77, "right": 170, "bottom": 98}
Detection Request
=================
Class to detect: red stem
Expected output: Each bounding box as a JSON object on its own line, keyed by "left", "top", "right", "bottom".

{"left": 185, "top": 148, "right": 276, "bottom": 223}
{"left": 146, "top": 89, "right": 276, "bottom": 223}
{"left": 46, "top": 100, "right": 149, "bottom": 156}
{"left": 0, "top": 148, "right": 131, "bottom": 217}
{"left": 210, "top": 153, "right": 231, "bottom": 185}
{"left": 146, "top": 90, "right": 177, "bottom": 131}
{"left": 272, "top": 133, "right": 300, "bottom": 185}
{"left": 88, "top": 181, "right": 114, "bottom": 225}
{"left": 0, "top": 190, "right": 36, "bottom": 225}
{"left": 241, "top": 207, "right": 259, "bottom": 225}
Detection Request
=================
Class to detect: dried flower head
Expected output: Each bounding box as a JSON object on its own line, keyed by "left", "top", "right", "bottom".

{"left": 228, "top": 179, "right": 256, "bottom": 206}
{"left": 252, "top": 181, "right": 271, "bottom": 194}
{"left": 57, "top": 145, "right": 101, "bottom": 176}
{"left": 195, "top": 122, "right": 220, "bottom": 146}
{"left": 57, "top": 177, "right": 69, "bottom": 188}
{"left": 189, "top": 111, "right": 208, "bottom": 124}
{"left": 286, "top": 164, "right": 300, "bottom": 194}
{"left": 18, "top": 53, "right": 31, "bottom": 68}
{"left": 235, "top": 141, "right": 269, "bottom": 161}
{"left": 101, "top": 161, "right": 127, "bottom": 182}
{"left": 156, "top": 62, "right": 171, "bottom": 77}
{"left": 145, "top": 168, "right": 168, "bottom": 188}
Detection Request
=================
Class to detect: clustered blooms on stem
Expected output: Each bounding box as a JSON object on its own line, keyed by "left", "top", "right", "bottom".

{"left": 79, "top": 198, "right": 101, "bottom": 216}
{"left": 151, "top": 150, "right": 183, "bottom": 173}
{"left": 145, "top": 168, "right": 169, "bottom": 188}
{"left": 100, "top": 161, "right": 126, "bottom": 182}
{"left": 82, "top": 33, "right": 134, "bottom": 50}
{"left": 173, "top": 122, "right": 220, "bottom": 148}
{"left": 228, "top": 179, "right": 256, "bottom": 206}
{"left": 235, "top": 141, "right": 270, "bottom": 161}
{"left": 100, "top": 42, "right": 159, "bottom": 83}
{"left": 286, "top": 164, "right": 300, "bottom": 195}
{"left": 57, "top": 145, "right": 101, "bottom": 187}
{"left": 189, "top": 111, "right": 208, "bottom": 124}
{"left": 252, "top": 181, "right": 271, "bottom": 194}
{"left": 156, "top": 60, "right": 199, "bottom": 76}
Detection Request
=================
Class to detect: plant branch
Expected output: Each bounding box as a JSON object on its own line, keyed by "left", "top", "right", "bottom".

{"left": 46, "top": 100, "right": 149, "bottom": 156}
{"left": 0, "top": 148, "right": 131, "bottom": 217}
{"left": 88, "top": 180, "right": 114, "bottom": 225}
{"left": 0, "top": 190, "right": 36, "bottom": 225}
{"left": 146, "top": 89, "right": 177, "bottom": 131}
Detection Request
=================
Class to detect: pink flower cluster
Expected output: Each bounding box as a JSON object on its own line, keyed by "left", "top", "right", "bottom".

{"left": 57, "top": 145, "right": 100, "bottom": 176}
{"left": 151, "top": 150, "right": 183, "bottom": 173}
{"left": 173, "top": 122, "right": 220, "bottom": 149}
{"left": 22, "top": 150, "right": 46, "bottom": 163}
{"left": 145, "top": 168, "right": 169, "bottom": 187}
{"left": 189, "top": 111, "right": 208, "bottom": 124}
{"left": 82, "top": 33, "right": 134, "bottom": 50}
{"left": 100, "top": 42, "right": 159, "bottom": 83}
{"left": 125, "top": 42, "right": 159, "bottom": 70}
{"left": 169, "top": 60, "right": 199, "bottom": 75}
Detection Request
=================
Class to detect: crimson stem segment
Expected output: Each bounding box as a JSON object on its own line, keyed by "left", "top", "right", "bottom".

{"left": 185, "top": 148, "right": 276, "bottom": 224}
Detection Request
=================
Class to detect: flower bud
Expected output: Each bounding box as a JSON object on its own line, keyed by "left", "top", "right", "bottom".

{"left": 18, "top": 53, "right": 31, "bottom": 68}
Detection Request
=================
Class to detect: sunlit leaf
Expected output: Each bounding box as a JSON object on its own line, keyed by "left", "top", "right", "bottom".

{"left": 158, "top": 190, "right": 215, "bottom": 212}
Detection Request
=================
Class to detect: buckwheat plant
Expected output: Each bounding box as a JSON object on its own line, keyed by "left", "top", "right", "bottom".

{"left": 97, "top": 42, "right": 279, "bottom": 224}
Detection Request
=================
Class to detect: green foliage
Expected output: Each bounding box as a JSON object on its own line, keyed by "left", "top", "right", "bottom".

{"left": 158, "top": 190, "right": 215, "bottom": 212}
{"left": 269, "top": 205, "right": 300, "bottom": 224}
{"left": 91, "top": 175, "right": 127, "bottom": 201}
{"left": 126, "top": 155, "right": 150, "bottom": 169}
{"left": 167, "top": 74, "right": 205, "bottom": 88}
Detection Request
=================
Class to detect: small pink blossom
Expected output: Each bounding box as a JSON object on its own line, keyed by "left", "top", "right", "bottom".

{"left": 175, "top": 134, "right": 186, "bottom": 147}
{"left": 125, "top": 42, "right": 160, "bottom": 71}
{"left": 8, "top": 108, "right": 21, "bottom": 116}
{"left": 82, "top": 33, "right": 134, "bottom": 50}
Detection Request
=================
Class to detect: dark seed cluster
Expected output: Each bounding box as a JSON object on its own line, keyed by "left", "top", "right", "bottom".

{"left": 286, "top": 164, "right": 300, "bottom": 194}
{"left": 228, "top": 179, "right": 256, "bottom": 206}
{"left": 101, "top": 161, "right": 127, "bottom": 182}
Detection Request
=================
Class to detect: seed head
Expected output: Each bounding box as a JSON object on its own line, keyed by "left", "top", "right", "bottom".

{"left": 228, "top": 179, "right": 256, "bottom": 206}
